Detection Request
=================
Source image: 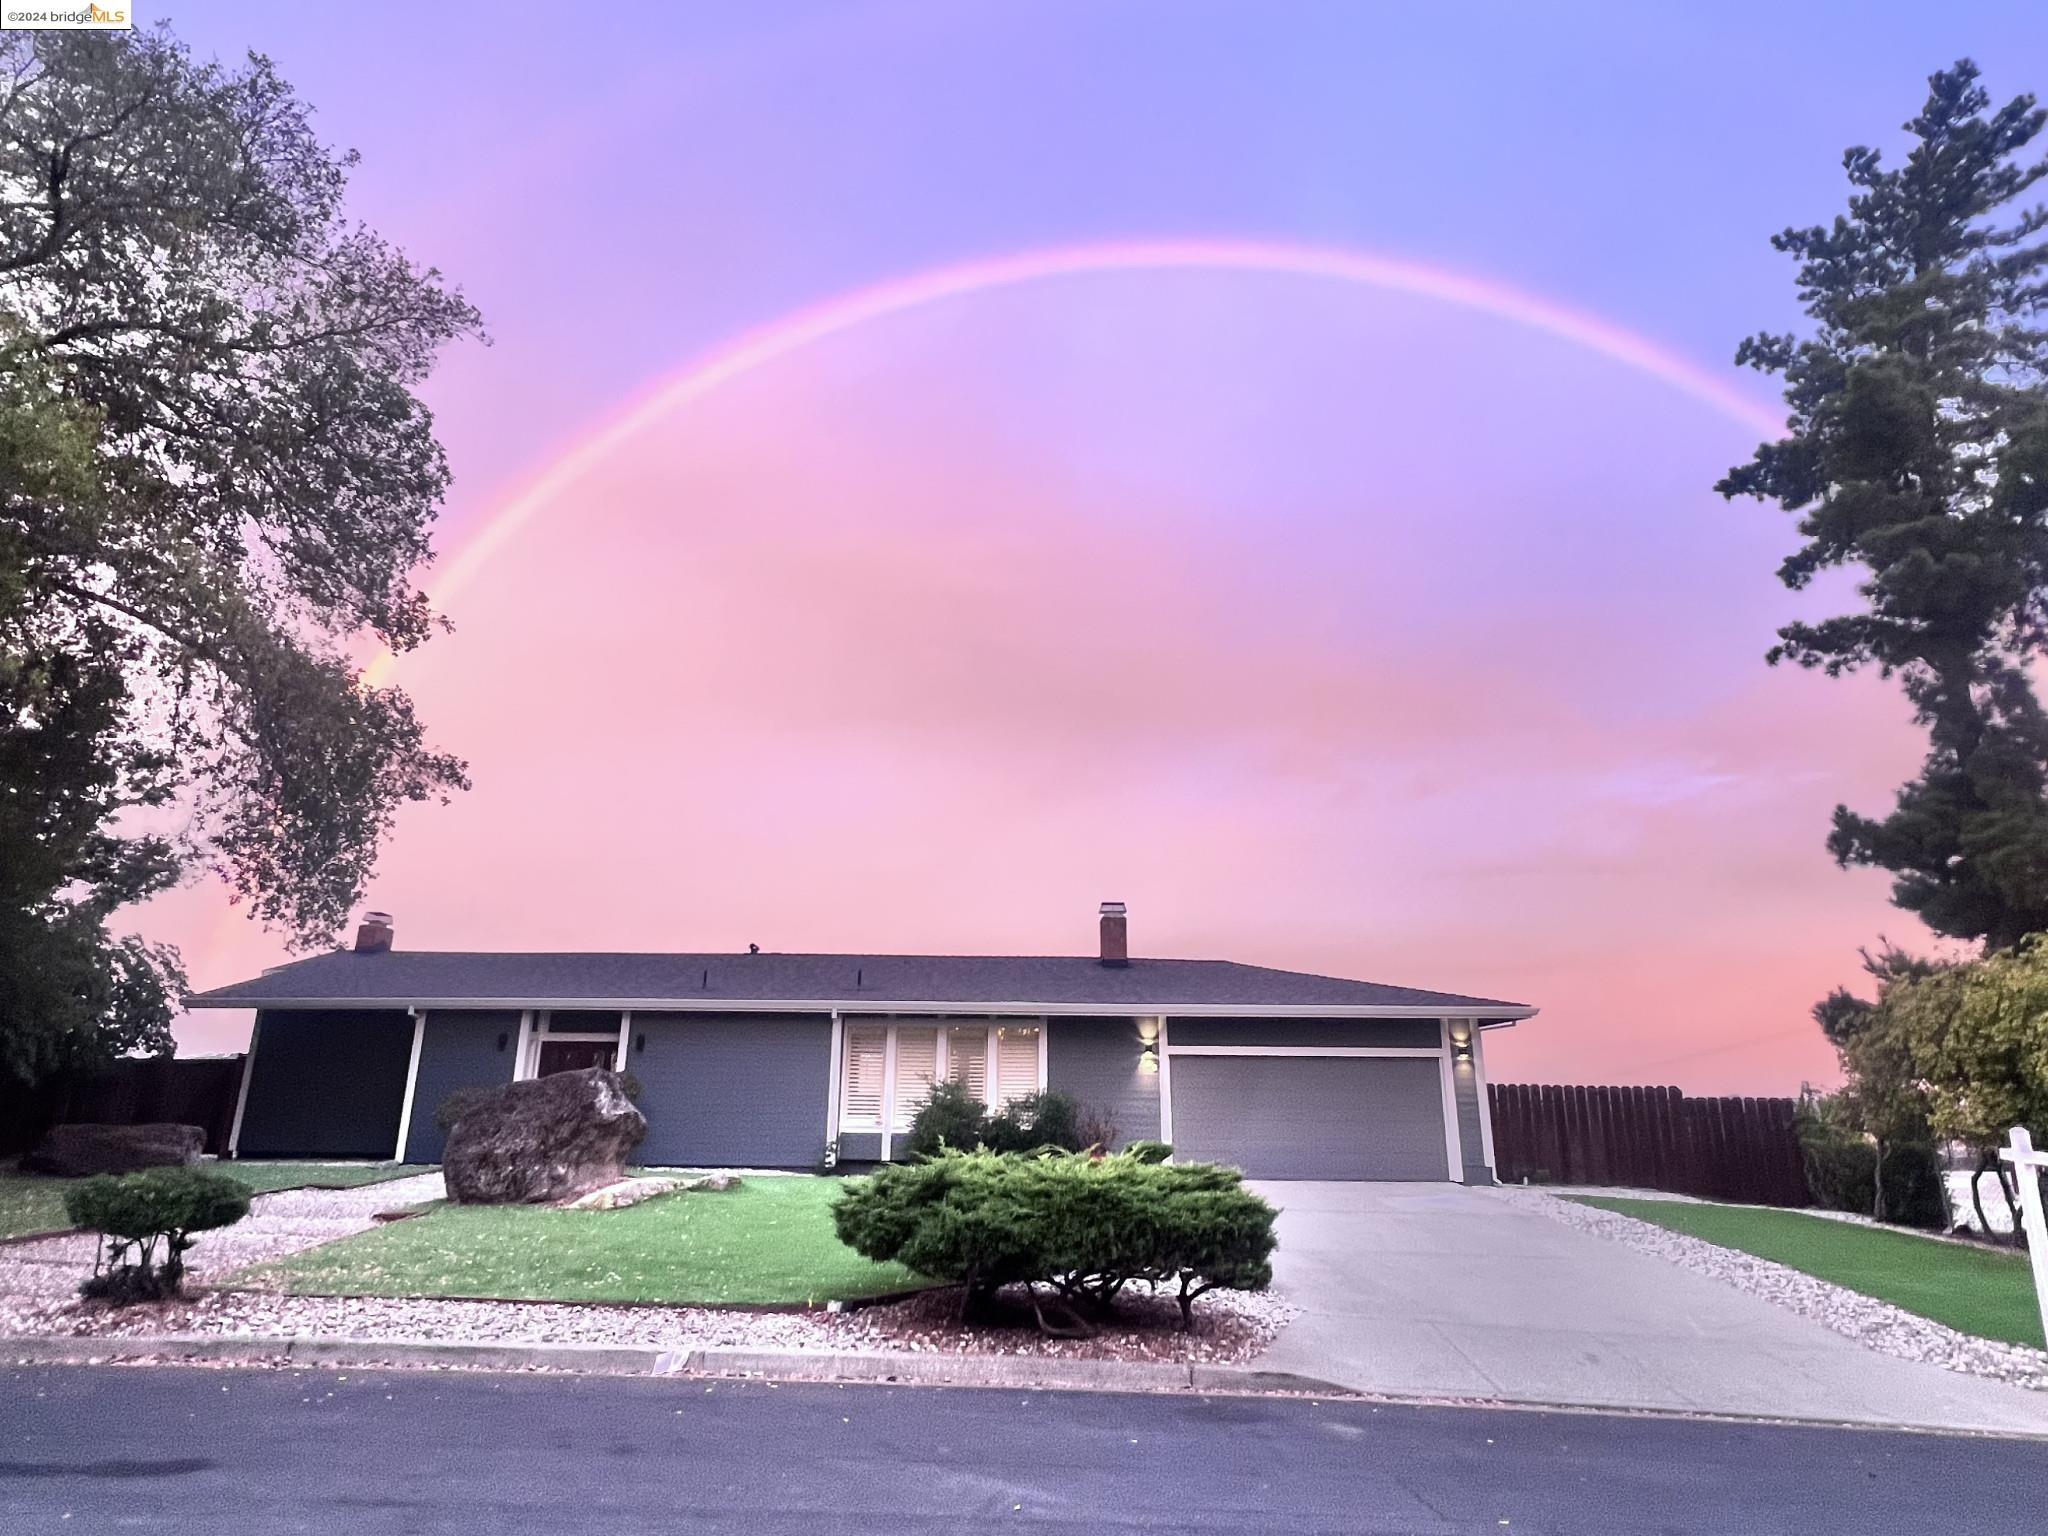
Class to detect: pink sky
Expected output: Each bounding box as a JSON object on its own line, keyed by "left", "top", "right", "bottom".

{"left": 151, "top": 262, "right": 1934, "bottom": 1096}
{"left": 140, "top": 4, "right": 2043, "bottom": 1096}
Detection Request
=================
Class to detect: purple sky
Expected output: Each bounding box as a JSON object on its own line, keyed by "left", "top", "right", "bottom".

{"left": 147, "top": 2, "right": 2048, "bottom": 1092}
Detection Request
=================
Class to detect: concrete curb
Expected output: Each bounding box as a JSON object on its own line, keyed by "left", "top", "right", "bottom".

{"left": 2, "top": 1333, "right": 683, "bottom": 1375}
{"left": 1, "top": 1333, "right": 1351, "bottom": 1396}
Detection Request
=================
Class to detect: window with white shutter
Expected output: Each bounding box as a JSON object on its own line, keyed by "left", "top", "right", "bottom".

{"left": 841, "top": 1026, "right": 887, "bottom": 1129}
{"left": 944, "top": 1026, "right": 988, "bottom": 1102}
{"left": 994, "top": 1025, "right": 1042, "bottom": 1106}
{"left": 838, "top": 1021, "right": 1047, "bottom": 1140}
{"left": 891, "top": 1028, "right": 939, "bottom": 1130}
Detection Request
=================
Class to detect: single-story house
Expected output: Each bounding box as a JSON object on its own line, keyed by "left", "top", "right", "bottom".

{"left": 188, "top": 903, "right": 1536, "bottom": 1183}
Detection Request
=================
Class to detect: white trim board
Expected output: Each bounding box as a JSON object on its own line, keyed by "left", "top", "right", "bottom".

{"left": 391, "top": 1009, "right": 426, "bottom": 1162}
{"left": 227, "top": 1014, "right": 262, "bottom": 1159}
{"left": 1471, "top": 1027, "right": 1497, "bottom": 1175}
{"left": 1437, "top": 1019, "right": 1464, "bottom": 1179}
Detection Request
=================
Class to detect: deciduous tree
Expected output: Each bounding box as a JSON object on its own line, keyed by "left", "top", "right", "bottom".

{"left": 0, "top": 27, "right": 479, "bottom": 1082}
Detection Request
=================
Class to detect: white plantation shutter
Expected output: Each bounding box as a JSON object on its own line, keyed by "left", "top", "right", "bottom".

{"left": 892, "top": 1028, "right": 940, "bottom": 1129}
{"left": 842, "top": 1026, "right": 887, "bottom": 1127}
{"left": 944, "top": 1026, "right": 988, "bottom": 1102}
{"left": 995, "top": 1025, "right": 1042, "bottom": 1106}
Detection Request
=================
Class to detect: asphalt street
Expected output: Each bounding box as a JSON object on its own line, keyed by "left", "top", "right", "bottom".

{"left": 2, "top": 1365, "right": 2042, "bottom": 1534}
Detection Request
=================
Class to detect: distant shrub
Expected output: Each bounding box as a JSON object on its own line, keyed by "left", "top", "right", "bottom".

{"left": 984, "top": 1091, "right": 1083, "bottom": 1154}
{"left": 1075, "top": 1106, "right": 1120, "bottom": 1153}
{"left": 1123, "top": 1139, "right": 1172, "bottom": 1165}
{"left": 64, "top": 1168, "right": 252, "bottom": 1305}
{"left": 1798, "top": 1117, "right": 1946, "bottom": 1229}
{"left": 903, "top": 1079, "right": 990, "bottom": 1158}
{"left": 832, "top": 1147, "right": 1276, "bottom": 1331}
{"left": 902, "top": 1085, "right": 1090, "bottom": 1158}
{"left": 434, "top": 1086, "right": 492, "bottom": 1133}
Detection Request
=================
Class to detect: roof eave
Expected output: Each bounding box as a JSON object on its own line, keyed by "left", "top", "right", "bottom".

{"left": 183, "top": 994, "right": 1538, "bottom": 1020}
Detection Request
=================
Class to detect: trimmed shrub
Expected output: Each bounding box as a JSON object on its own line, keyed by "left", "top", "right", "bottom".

{"left": 903, "top": 1079, "right": 990, "bottom": 1158}
{"left": 64, "top": 1167, "right": 252, "bottom": 1305}
{"left": 902, "top": 1085, "right": 1091, "bottom": 1158}
{"left": 1798, "top": 1119, "right": 1947, "bottom": 1229}
{"left": 984, "top": 1091, "right": 1083, "bottom": 1154}
{"left": 832, "top": 1147, "right": 1277, "bottom": 1331}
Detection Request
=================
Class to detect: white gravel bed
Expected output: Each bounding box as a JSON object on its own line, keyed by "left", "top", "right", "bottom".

{"left": 1506, "top": 1188, "right": 2048, "bottom": 1392}
{"left": 0, "top": 1173, "right": 445, "bottom": 1302}
{"left": 1, "top": 1278, "right": 1291, "bottom": 1366}
{"left": 0, "top": 1167, "right": 1290, "bottom": 1365}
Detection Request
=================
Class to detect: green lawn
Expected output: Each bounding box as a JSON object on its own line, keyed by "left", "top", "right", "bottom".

{"left": 233, "top": 1175, "right": 922, "bottom": 1306}
{"left": 1570, "top": 1196, "right": 2044, "bottom": 1350}
{"left": 0, "top": 1161, "right": 426, "bottom": 1240}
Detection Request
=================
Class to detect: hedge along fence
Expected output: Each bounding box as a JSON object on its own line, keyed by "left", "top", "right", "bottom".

{"left": 1488, "top": 1083, "right": 1809, "bottom": 1207}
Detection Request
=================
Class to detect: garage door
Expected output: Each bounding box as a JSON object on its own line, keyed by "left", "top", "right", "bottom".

{"left": 1168, "top": 1055, "right": 1449, "bottom": 1180}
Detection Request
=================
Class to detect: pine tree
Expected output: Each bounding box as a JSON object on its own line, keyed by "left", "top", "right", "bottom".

{"left": 1721, "top": 61, "right": 2048, "bottom": 949}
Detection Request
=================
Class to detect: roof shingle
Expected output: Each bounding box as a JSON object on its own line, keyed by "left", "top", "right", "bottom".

{"left": 186, "top": 950, "right": 1532, "bottom": 1015}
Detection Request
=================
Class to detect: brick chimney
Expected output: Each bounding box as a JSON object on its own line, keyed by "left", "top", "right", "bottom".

{"left": 1098, "top": 901, "right": 1128, "bottom": 967}
{"left": 354, "top": 911, "right": 394, "bottom": 954}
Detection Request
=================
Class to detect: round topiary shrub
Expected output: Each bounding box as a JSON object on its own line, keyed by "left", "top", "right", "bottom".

{"left": 64, "top": 1166, "right": 252, "bottom": 1305}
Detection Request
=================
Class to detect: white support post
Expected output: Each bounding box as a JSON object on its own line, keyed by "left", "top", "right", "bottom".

{"left": 1156, "top": 1016, "right": 1174, "bottom": 1149}
{"left": 1437, "top": 1019, "right": 1465, "bottom": 1182}
{"left": 615, "top": 1010, "right": 632, "bottom": 1072}
{"left": 879, "top": 1026, "right": 899, "bottom": 1163}
{"left": 392, "top": 1009, "right": 427, "bottom": 1163}
{"left": 1999, "top": 1127, "right": 2048, "bottom": 1346}
{"left": 511, "top": 1010, "right": 533, "bottom": 1080}
{"left": 824, "top": 1010, "right": 843, "bottom": 1165}
{"left": 227, "top": 1013, "right": 263, "bottom": 1159}
{"left": 1471, "top": 1025, "right": 1498, "bottom": 1177}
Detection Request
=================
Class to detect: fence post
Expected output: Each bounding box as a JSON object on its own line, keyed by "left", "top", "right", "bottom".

{"left": 1999, "top": 1127, "right": 2048, "bottom": 1347}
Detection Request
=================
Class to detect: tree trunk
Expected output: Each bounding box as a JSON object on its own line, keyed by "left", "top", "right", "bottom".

{"left": 1871, "top": 1139, "right": 1889, "bottom": 1223}
{"left": 1969, "top": 1149, "right": 1994, "bottom": 1237}
{"left": 1996, "top": 1165, "right": 2025, "bottom": 1249}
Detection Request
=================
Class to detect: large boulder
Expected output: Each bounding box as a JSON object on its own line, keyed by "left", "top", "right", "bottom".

{"left": 22, "top": 1123, "right": 205, "bottom": 1177}
{"left": 442, "top": 1068, "right": 647, "bottom": 1205}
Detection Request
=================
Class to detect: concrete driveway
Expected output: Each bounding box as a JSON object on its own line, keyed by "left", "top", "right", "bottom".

{"left": 1249, "top": 1181, "right": 2048, "bottom": 1435}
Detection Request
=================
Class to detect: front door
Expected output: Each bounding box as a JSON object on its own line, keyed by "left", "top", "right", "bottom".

{"left": 535, "top": 1037, "right": 618, "bottom": 1076}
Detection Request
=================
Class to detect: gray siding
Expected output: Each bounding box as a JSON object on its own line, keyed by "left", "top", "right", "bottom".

{"left": 403, "top": 1010, "right": 519, "bottom": 1164}
{"left": 1046, "top": 1016, "right": 1159, "bottom": 1148}
{"left": 835, "top": 1132, "right": 883, "bottom": 1163}
{"left": 1169, "top": 1055, "right": 1448, "bottom": 1180}
{"left": 238, "top": 1009, "right": 414, "bottom": 1159}
{"left": 632, "top": 1012, "right": 831, "bottom": 1168}
{"left": 1167, "top": 1017, "right": 1441, "bottom": 1049}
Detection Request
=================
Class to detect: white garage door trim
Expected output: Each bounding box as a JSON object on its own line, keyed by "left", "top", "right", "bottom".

{"left": 1160, "top": 1017, "right": 1465, "bottom": 1180}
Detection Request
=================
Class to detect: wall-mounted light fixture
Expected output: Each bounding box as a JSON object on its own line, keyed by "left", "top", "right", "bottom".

{"left": 1136, "top": 1018, "right": 1160, "bottom": 1045}
{"left": 1449, "top": 1021, "right": 1473, "bottom": 1061}
{"left": 1139, "top": 1044, "right": 1160, "bottom": 1076}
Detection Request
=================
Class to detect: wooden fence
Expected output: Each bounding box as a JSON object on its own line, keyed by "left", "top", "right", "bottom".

{"left": 2, "top": 1055, "right": 246, "bottom": 1158}
{"left": 1488, "top": 1083, "right": 1809, "bottom": 1207}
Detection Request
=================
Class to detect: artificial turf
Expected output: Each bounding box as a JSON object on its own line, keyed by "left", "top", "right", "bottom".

{"left": 233, "top": 1174, "right": 922, "bottom": 1306}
